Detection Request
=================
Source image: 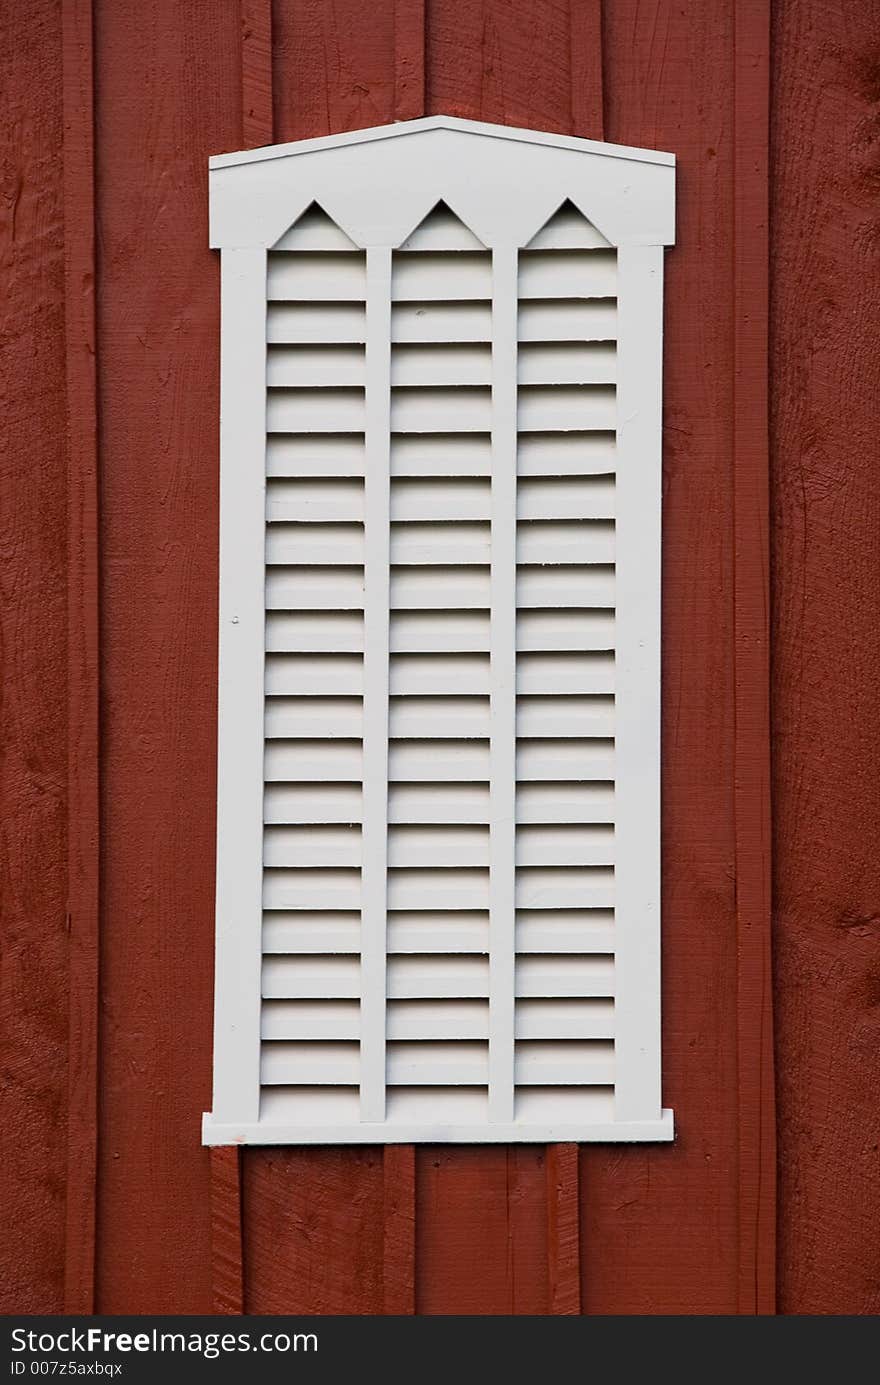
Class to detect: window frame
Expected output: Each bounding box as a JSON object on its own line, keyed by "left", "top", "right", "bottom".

{"left": 203, "top": 116, "right": 675, "bottom": 1145}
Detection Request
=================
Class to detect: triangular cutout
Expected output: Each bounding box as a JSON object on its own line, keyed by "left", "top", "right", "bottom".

{"left": 398, "top": 200, "right": 486, "bottom": 251}
{"left": 526, "top": 199, "right": 611, "bottom": 249}
{"left": 273, "top": 202, "right": 359, "bottom": 251}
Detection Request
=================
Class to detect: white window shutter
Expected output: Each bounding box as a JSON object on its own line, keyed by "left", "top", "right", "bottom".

{"left": 204, "top": 117, "right": 675, "bottom": 1144}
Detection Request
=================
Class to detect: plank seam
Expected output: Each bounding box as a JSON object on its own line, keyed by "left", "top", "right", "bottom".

{"left": 732, "top": 0, "right": 777, "bottom": 1317}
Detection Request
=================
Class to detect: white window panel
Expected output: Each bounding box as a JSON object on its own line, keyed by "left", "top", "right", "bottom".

{"left": 205, "top": 116, "right": 675, "bottom": 1145}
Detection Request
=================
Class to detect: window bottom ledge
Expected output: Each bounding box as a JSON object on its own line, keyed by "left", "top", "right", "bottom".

{"left": 202, "top": 1109, "right": 674, "bottom": 1146}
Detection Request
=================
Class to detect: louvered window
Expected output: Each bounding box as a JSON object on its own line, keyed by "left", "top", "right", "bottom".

{"left": 205, "top": 117, "right": 675, "bottom": 1143}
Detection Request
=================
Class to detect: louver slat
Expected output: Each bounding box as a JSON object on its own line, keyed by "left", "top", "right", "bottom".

{"left": 267, "top": 253, "right": 366, "bottom": 300}
{"left": 268, "top": 302, "right": 366, "bottom": 345}
{"left": 261, "top": 205, "right": 625, "bottom": 1124}
{"left": 511, "top": 207, "right": 621, "bottom": 1123}
{"left": 280, "top": 209, "right": 496, "bottom": 1117}
{"left": 208, "top": 130, "right": 672, "bottom": 1146}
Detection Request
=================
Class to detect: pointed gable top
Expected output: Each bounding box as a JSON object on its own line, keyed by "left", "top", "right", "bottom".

{"left": 273, "top": 201, "right": 359, "bottom": 250}
{"left": 210, "top": 115, "right": 675, "bottom": 170}
{"left": 209, "top": 115, "right": 675, "bottom": 250}
{"left": 398, "top": 200, "right": 487, "bottom": 251}
{"left": 526, "top": 199, "right": 611, "bottom": 250}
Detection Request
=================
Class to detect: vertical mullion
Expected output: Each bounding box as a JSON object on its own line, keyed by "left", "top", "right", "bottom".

{"left": 210, "top": 245, "right": 267, "bottom": 1129}
{"left": 613, "top": 243, "right": 664, "bottom": 1123}
{"left": 361, "top": 246, "right": 392, "bottom": 1124}
{"left": 488, "top": 245, "right": 519, "bottom": 1123}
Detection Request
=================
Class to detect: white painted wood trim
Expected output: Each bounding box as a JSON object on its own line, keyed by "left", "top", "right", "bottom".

{"left": 206, "top": 128, "right": 676, "bottom": 1147}
{"left": 209, "top": 115, "right": 675, "bottom": 171}
{"left": 360, "top": 247, "right": 392, "bottom": 1122}
{"left": 613, "top": 243, "right": 664, "bottom": 1123}
{"left": 488, "top": 246, "right": 518, "bottom": 1123}
{"left": 209, "top": 121, "right": 676, "bottom": 251}
{"left": 209, "top": 247, "right": 267, "bottom": 1124}
{"left": 203, "top": 1111, "right": 676, "bottom": 1144}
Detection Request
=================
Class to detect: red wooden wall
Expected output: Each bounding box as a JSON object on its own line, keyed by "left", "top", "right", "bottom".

{"left": 2, "top": 0, "right": 878, "bottom": 1316}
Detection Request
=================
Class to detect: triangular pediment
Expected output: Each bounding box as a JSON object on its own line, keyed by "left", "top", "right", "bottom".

{"left": 273, "top": 201, "right": 359, "bottom": 250}
{"left": 210, "top": 118, "right": 675, "bottom": 251}
{"left": 526, "top": 199, "right": 611, "bottom": 249}
{"left": 398, "top": 200, "right": 486, "bottom": 251}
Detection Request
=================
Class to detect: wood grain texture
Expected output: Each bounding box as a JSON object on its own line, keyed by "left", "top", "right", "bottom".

{"left": 394, "top": 0, "right": 426, "bottom": 121}
{"left": 62, "top": 0, "right": 100, "bottom": 1317}
{"left": 383, "top": 1144, "right": 416, "bottom": 1314}
{"left": 415, "top": 1148, "right": 549, "bottom": 1313}
{"left": 426, "top": 0, "right": 600, "bottom": 134}
{"left": 0, "top": 0, "right": 69, "bottom": 1316}
{"left": 581, "top": 0, "right": 743, "bottom": 1314}
{"left": 241, "top": 0, "right": 273, "bottom": 147}
{"left": 211, "top": 1147, "right": 244, "bottom": 1314}
{"left": 14, "top": 0, "right": 879, "bottom": 1318}
{"left": 732, "top": 0, "right": 775, "bottom": 1315}
{"left": 244, "top": 1149, "right": 385, "bottom": 1313}
{"left": 273, "top": 0, "right": 396, "bottom": 142}
{"left": 569, "top": 0, "right": 603, "bottom": 138}
{"left": 93, "top": 0, "right": 240, "bottom": 1312}
{"left": 546, "top": 1143, "right": 580, "bottom": 1314}
{"left": 771, "top": 0, "right": 880, "bottom": 1316}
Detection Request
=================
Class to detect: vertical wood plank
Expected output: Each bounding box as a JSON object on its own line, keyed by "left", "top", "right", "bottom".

{"left": 546, "top": 1143, "right": 580, "bottom": 1314}
{"left": 94, "top": 0, "right": 241, "bottom": 1311}
{"left": 415, "top": 1148, "right": 549, "bottom": 1313}
{"left": 273, "top": 0, "right": 396, "bottom": 142}
{"left": 0, "top": 0, "right": 69, "bottom": 1315}
{"left": 62, "top": 0, "right": 100, "bottom": 1317}
{"left": 394, "top": 0, "right": 425, "bottom": 120}
{"left": 582, "top": 0, "right": 743, "bottom": 1314}
{"left": 361, "top": 245, "right": 392, "bottom": 1124}
{"left": 383, "top": 1144, "right": 416, "bottom": 1314}
{"left": 426, "top": 0, "right": 601, "bottom": 135}
{"left": 211, "top": 1147, "right": 244, "bottom": 1314}
{"left": 244, "top": 1149, "right": 385, "bottom": 1313}
{"left": 241, "top": 0, "right": 274, "bottom": 148}
{"left": 771, "top": 0, "right": 880, "bottom": 1316}
{"left": 732, "top": 0, "right": 776, "bottom": 1316}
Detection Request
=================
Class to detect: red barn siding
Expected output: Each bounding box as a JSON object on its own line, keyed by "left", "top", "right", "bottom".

{"left": 1, "top": 0, "right": 878, "bottom": 1316}
{"left": 0, "top": 0, "right": 69, "bottom": 1316}
{"left": 771, "top": 0, "right": 880, "bottom": 1316}
{"left": 92, "top": 0, "right": 239, "bottom": 1315}
{"left": 583, "top": 0, "right": 743, "bottom": 1314}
